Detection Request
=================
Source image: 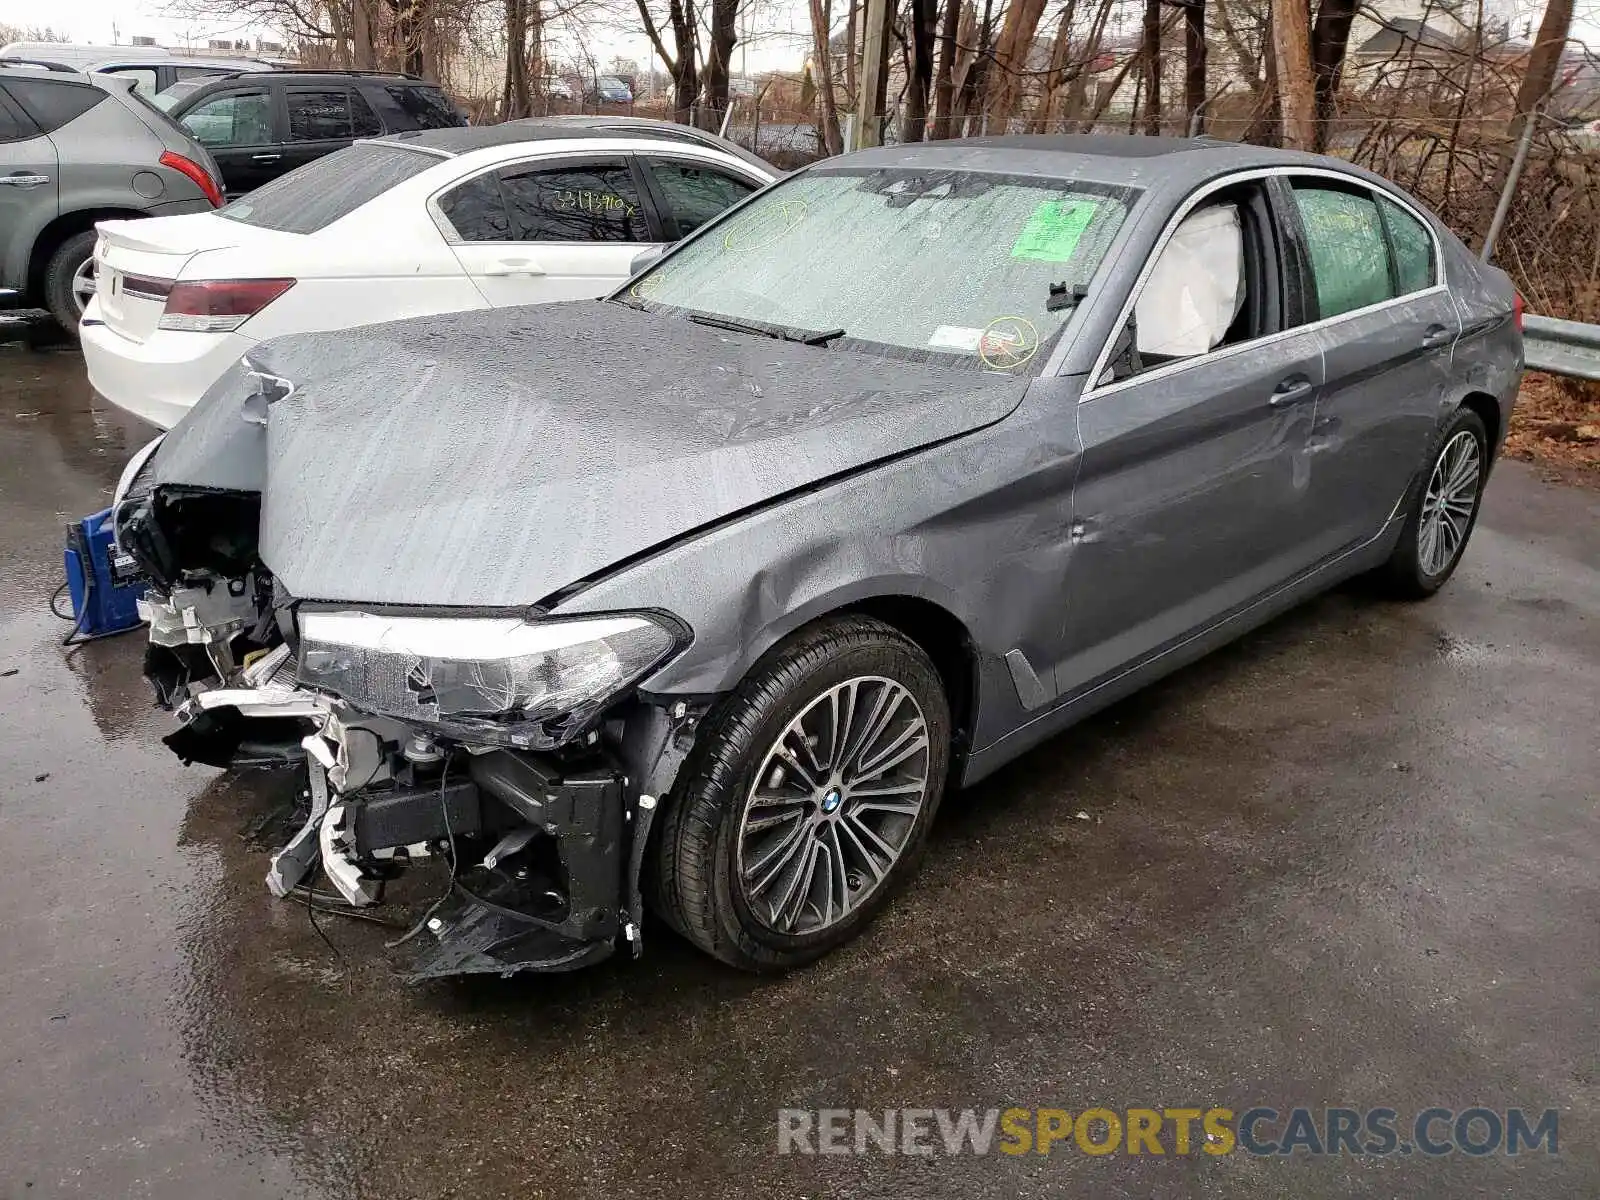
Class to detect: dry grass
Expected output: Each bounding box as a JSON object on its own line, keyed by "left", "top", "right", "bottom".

{"left": 1506, "top": 373, "right": 1600, "bottom": 485}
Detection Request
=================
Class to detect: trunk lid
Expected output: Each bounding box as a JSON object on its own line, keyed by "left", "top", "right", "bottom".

{"left": 93, "top": 214, "right": 282, "bottom": 344}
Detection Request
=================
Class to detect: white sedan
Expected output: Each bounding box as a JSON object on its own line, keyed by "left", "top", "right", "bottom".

{"left": 82, "top": 125, "right": 775, "bottom": 429}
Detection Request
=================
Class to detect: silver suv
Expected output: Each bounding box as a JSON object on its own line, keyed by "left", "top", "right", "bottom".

{"left": 0, "top": 65, "right": 223, "bottom": 332}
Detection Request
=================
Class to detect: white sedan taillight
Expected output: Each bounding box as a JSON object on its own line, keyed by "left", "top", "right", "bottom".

{"left": 159, "top": 279, "right": 296, "bottom": 333}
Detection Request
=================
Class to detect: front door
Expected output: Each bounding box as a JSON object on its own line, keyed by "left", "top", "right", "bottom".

{"left": 438, "top": 156, "right": 665, "bottom": 307}
{"left": 1278, "top": 175, "right": 1462, "bottom": 559}
{"left": 177, "top": 86, "right": 278, "bottom": 197}
{"left": 1056, "top": 177, "right": 1324, "bottom": 700}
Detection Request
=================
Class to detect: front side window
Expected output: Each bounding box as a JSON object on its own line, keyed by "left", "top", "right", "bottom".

{"left": 1379, "top": 196, "right": 1435, "bottom": 294}
{"left": 646, "top": 158, "right": 757, "bottom": 236}
{"left": 627, "top": 166, "right": 1135, "bottom": 372}
{"left": 1133, "top": 204, "right": 1246, "bottom": 362}
{"left": 181, "top": 89, "right": 272, "bottom": 147}
{"left": 1292, "top": 183, "right": 1395, "bottom": 319}
{"left": 497, "top": 161, "right": 646, "bottom": 241}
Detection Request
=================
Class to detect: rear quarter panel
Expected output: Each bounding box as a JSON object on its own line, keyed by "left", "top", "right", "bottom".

{"left": 1440, "top": 234, "right": 1522, "bottom": 455}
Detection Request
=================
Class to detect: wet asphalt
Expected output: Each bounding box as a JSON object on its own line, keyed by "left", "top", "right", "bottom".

{"left": 0, "top": 321, "right": 1596, "bottom": 1199}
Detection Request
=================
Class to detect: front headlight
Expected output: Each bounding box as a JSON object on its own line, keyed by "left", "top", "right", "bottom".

{"left": 296, "top": 611, "right": 683, "bottom": 748}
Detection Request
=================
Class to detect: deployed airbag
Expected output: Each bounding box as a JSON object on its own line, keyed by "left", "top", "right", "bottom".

{"left": 1134, "top": 204, "right": 1244, "bottom": 359}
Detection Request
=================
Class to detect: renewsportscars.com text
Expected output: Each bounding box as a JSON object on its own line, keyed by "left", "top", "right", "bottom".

{"left": 777, "top": 1106, "right": 1559, "bottom": 1157}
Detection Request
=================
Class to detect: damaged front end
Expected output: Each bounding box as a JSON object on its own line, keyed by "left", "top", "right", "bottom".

{"left": 114, "top": 436, "right": 701, "bottom": 980}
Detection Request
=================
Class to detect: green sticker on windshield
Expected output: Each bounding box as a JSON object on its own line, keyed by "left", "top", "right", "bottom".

{"left": 1010, "top": 200, "right": 1098, "bottom": 262}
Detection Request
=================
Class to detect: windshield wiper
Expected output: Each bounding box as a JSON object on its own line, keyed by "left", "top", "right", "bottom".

{"left": 688, "top": 311, "right": 846, "bottom": 346}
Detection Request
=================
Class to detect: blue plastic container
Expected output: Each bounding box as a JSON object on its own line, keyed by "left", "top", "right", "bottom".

{"left": 63, "top": 508, "right": 144, "bottom": 637}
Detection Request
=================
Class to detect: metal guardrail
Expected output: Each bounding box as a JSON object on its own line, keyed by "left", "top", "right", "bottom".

{"left": 1524, "top": 314, "right": 1600, "bottom": 381}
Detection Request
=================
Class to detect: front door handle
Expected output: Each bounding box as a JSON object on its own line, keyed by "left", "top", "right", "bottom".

{"left": 251, "top": 152, "right": 282, "bottom": 162}
{"left": 1269, "top": 377, "right": 1316, "bottom": 408}
{"left": 0, "top": 173, "right": 50, "bottom": 187}
{"left": 1421, "top": 324, "right": 1452, "bottom": 349}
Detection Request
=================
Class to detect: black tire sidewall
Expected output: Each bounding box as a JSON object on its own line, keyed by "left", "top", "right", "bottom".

{"left": 683, "top": 622, "right": 951, "bottom": 968}
{"left": 45, "top": 230, "right": 98, "bottom": 335}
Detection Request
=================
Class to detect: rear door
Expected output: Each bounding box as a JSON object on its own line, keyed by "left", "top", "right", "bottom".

{"left": 278, "top": 83, "right": 381, "bottom": 176}
{"left": 1276, "top": 173, "right": 1459, "bottom": 558}
{"left": 435, "top": 154, "right": 664, "bottom": 306}
{"left": 635, "top": 153, "right": 763, "bottom": 239}
{"left": 0, "top": 87, "right": 55, "bottom": 293}
{"left": 176, "top": 84, "right": 278, "bottom": 196}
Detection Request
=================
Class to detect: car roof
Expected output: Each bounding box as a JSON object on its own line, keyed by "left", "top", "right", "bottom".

{"left": 515, "top": 114, "right": 774, "bottom": 171}
{"left": 836, "top": 134, "right": 1330, "bottom": 186}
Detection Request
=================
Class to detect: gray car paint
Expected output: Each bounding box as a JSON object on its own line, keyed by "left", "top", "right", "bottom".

{"left": 153, "top": 303, "right": 1030, "bottom": 607}
{"left": 0, "top": 70, "right": 217, "bottom": 298}
{"left": 141, "top": 136, "right": 1521, "bottom": 790}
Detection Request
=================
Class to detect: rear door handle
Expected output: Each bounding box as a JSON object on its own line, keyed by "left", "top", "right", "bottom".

{"left": 251, "top": 153, "right": 282, "bottom": 162}
{"left": 483, "top": 258, "right": 546, "bottom": 277}
{"left": 0, "top": 173, "right": 50, "bottom": 187}
{"left": 1421, "top": 324, "right": 1452, "bottom": 349}
{"left": 1269, "top": 377, "right": 1316, "bottom": 407}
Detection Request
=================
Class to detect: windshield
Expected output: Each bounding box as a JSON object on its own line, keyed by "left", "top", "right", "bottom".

{"left": 625, "top": 166, "right": 1136, "bottom": 372}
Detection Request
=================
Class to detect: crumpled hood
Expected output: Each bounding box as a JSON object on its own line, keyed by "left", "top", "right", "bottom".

{"left": 152, "top": 302, "right": 1029, "bottom": 607}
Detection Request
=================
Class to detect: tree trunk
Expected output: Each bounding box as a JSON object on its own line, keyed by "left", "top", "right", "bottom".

{"left": 809, "top": 0, "right": 844, "bottom": 153}
{"left": 930, "top": 0, "right": 962, "bottom": 137}
{"left": 704, "top": 0, "right": 739, "bottom": 129}
{"left": 984, "top": 0, "right": 1047, "bottom": 128}
{"left": 956, "top": 0, "right": 994, "bottom": 129}
{"left": 1141, "top": 0, "right": 1161, "bottom": 134}
{"left": 502, "top": 0, "right": 529, "bottom": 117}
{"left": 845, "top": 0, "right": 859, "bottom": 101}
{"left": 1184, "top": 0, "right": 1207, "bottom": 130}
{"left": 1308, "top": 0, "right": 1355, "bottom": 150}
{"left": 903, "top": 0, "right": 937, "bottom": 139}
{"left": 1508, "top": 0, "right": 1572, "bottom": 144}
{"left": 352, "top": 0, "right": 376, "bottom": 69}
{"left": 1032, "top": 0, "right": 1078, "bottom": 132}
{"left": 1272, "top": 0, "right": 1315, "bottom": 149}
{"left": 1066, "top": 0, "right": 1115, "bottom": 129}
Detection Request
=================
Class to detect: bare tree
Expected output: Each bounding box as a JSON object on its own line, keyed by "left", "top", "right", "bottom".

{"left": 903, "top": 0, "right": 938, "bottom": 139}
{"left": 702, "top": 0, "right": 740, "bottom": 126}
{"left": 1272, "top": 0, "right": 1315, "bottom": 148}
{"left": 1141, "top": 0, "right": 1161, "bottom": 133}
{"left": 1184, "top": 0, "right": 1207, "bottom": 129}
{"left": 633, "top": 0, "right": 700, "bottom": 119}
{"left": 1507, "top": 0, "right": 1574, "bottom": 143}
{"left": 808, "top": 0, "right": 845, "bottom": 152}
{"left": 1308, "top": 0, "right": 1356, "bottom": 148}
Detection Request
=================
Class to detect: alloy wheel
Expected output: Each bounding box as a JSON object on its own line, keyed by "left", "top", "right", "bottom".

{"left": 70, "top": 257, "right": 97, "bottom": 318}
{"left": 735, "top": 675, "right": 931, "bottom": 936}
{"left": 1418, "top": 429, "right": 1482, "bottom": 577}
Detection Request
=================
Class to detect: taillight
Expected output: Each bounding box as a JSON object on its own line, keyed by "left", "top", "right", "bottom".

{"left": 159, "top": 279, "right": 295, "bottom": 332}
{"left": 1513, "top": 292, "right": 1524, "bottom": 332}
{"left": 158, "top": 150, "right": 224, "bottom": 209}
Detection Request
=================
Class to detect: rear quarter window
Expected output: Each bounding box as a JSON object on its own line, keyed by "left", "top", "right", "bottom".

{"left": 218, "top": 143, "right": 440, "bottom": 233}
{"left": 1, "top": 77, "right": 105, "bottom": 133}
{"left": 384, "top": 84, "right": 466, "bottom": 130}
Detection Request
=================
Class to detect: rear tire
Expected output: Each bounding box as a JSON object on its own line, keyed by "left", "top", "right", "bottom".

{"left": 1376, "top": 406, "right": 1489, "bottom": 599}
{"left": 650, "top": 615, "right": 950, "bottom": 972}
{"left": 44, "top": 230, "right": 99, "bottom": 336}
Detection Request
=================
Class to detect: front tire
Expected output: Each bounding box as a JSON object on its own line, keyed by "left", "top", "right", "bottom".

{"left": 1377, "top": 406, "right": 1489, "bottom": 599}
{"left": 44, "top": 230, "right": 99, "bottom": 335}
{"left": 650, "top": 615, "right": 951, "bottom": 971}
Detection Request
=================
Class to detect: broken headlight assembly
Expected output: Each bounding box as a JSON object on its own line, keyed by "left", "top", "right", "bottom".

{"left": 295, "top": 610, "right": 685, "bottom": 749}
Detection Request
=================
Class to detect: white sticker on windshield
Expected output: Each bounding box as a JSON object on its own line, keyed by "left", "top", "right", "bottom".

{"left": 927, "top": 325, "right": 984, "bottom": 352}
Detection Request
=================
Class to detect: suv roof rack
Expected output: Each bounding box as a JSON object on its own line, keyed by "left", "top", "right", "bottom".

{"left": 0, "top": 57, "right": 76, "bottom": 72}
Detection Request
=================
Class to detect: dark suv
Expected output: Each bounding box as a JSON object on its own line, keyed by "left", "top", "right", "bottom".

{"left": 165, "top": 70, "right": 466, "bottom": 196}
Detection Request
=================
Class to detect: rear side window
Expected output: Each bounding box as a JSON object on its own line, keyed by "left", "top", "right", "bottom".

{"left": 218, "top": 143, "right": 439, "bottom": 233}
{"left": 385, "top": 84, "right": 465, "bottom": 129}
{"left": 2, "top": 78, "right": 105, "bottom": 134}
{"left": 1290, "top": 184, "right": 1395, "bottom": 319}
{"left": 0, "top": 91, "right": 38, "bottom": 141}
{"left": 645, "top": 158, "right": 756, "bottom": 235}
{"left": 437, "top": 173, "right": 510, "bottom": 240}
{"left": 498, "top": 161, "right": 647, "bottom": 241}
{"left": 287, "top": 89, "right": 366, "bottom": 141}
{"left": 1378, "top": 196, "right": 1435, "bottom": 294}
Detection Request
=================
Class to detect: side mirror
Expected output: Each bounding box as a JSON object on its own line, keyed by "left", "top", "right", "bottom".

{"left": 629, "top": 246, "right": 664, "bottom": 276}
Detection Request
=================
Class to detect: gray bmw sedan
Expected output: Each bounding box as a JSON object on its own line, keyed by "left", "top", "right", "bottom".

{"left": 114, "top": 134, "right": 1521, "bottom": 980}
